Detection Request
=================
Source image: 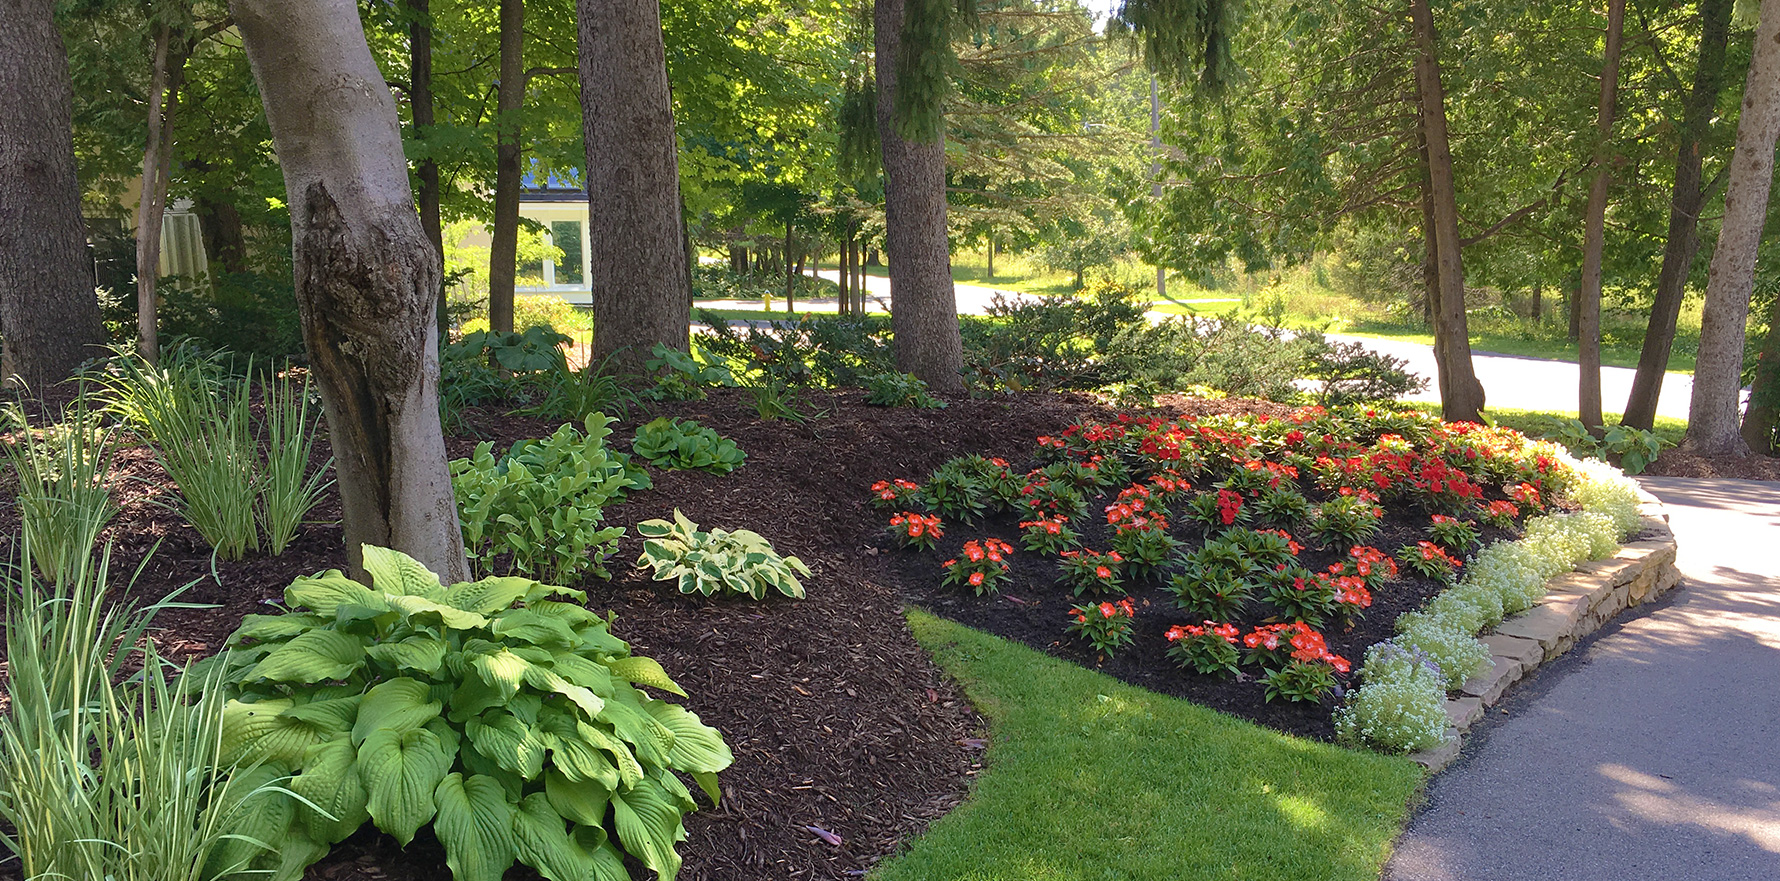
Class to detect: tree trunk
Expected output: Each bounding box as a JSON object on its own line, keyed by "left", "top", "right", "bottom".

{"left": 839, "top": 228, "right": 852, "bottom": 313}
{"left": 232, "top": 0, "right": 467, "bottom": 583}
{"left": 1686, "top": 0, "right": 1780, "bottom": 457}
{"left": 1742, "top": 289, "right": 1780, "bottom": 454}
{"left": 1531, "top": 281, "right": 1542, "bottom": 320}
{"left": 195, "top": 193, "right": 248, "bottom": 274}
{"left": 0, "top": 0, "right": 105, "bottom": 389}
{"left": 1623, "top": 0, "right": 1733, "bottom": 429}
{"left": 580, "top": 0, "right": 690, "bottom": 374}
{"left": 853, "top": 239, "right": 866, "bottom": 312}
{"left": 486, "top": 0, "right": 524, "bottom": 335}
{"left": 728, "top": 243, "right": 746, "bottom": 273}
{"left": 408, "top": 0, "right": 446, "bottom": 339}
{"left": 875, "top": 0, "right": 963, "bottom": 390}
{"left": 1410, "top": 0, "right": 1485, "bottom": 422}
{"left": 785, "top": 219, "right": 795, "bottom": 311}
{"left": 986, "top": 234, "right": 994, "bottom": 280}
{"left": 1577, "top": 0, "right": 1625, "bottom": 431}
{"left": 136, "top": 22, "right": 187, "bottom": 364}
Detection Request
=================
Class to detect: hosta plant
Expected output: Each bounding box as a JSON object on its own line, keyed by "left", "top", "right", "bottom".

{"left": 631, "top": 417, "right": 747, "bottom": 473}
{"left": 637, "top": 510, "right": 810, "bottom": 599}
{"left": 1066, "top": 598, "right": 1137, "bottom": 657}
{"left": 205, "top": 546, "right": 733, "bottom": 881}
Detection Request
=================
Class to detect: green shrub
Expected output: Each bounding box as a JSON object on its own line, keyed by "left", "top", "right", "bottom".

{"left": 630, "top": 417, "right": 746, "bottom": 473}
{"left": 2, "top": 401, "right": 115, "bottom": 586}
{"left": 636, "top": 509, "right": 810, "bottom": 599}
{"left": 1300, "top": 333, "right": 1428, "bottom": 406}
{"left": 865, "top": 371, "right": 946, "bottom": 408}
{"left": 451, "top": 414, "right": 644, "bottom": 583}
{"left": 205, "top": 545, "right": 732, "bottom": 881}
{"left": 458, "top": 294, "right": 591, "bottom": 337}
{"left": 1335, "top": 642, "right": 1450, "bottom": 753}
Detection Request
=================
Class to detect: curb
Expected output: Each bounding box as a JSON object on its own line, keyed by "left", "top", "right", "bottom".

{"left": 1407, "top": 487, "right": 1681, "bottom": 771}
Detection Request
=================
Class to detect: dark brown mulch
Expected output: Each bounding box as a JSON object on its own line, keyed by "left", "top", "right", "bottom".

{"left": 1644, "top": 446, "right": 1780, "bottom": 481}
{"left": 0, "top": 385, "right": 1474, "bottom": 878}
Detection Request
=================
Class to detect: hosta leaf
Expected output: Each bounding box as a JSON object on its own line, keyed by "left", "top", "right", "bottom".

{"left": 522, "top": 665, "right": 604, "bottom": 718}
{"left": 292, "top": 737, "right": 370, "bottom": 843}
{"left": 538, "top": 711, "right": 621, "bottom": 789}
{"left": 578, "top": 719, "right": 645, "bottom": 790}
{"left": 604, "top": 655, "right": 686, "bottom": 696}
{"left": 229, "top": 613, "right": 329, "bottom": 645}
{"left": 277, "top": 694, "right": 362, "bottom": 737}
{"left": 466, "top": 710, "right": 547, "bottom": 779}
{"left": 246, "top": 630, "right": 367, "bottom": 684}
{"left": 526, "top": 600, "right": 602, "bottom": 629}
{"left": 471, "top": 648, "right": 531, "bottom": 699}
{"left": 512, "top": 792, "right": 595, "bottom": 881}
{"left": 352, "top": 677, "right": 442, "bottom": 746}
{"left": 544, "top": 770, "right": 613, "bottom": 826}
{"left": 612, "top": 777, "right": 688, "bottom": 879}
{"left": 270, "top": 833, "right": 331, "bottom": 881}
{"left": 387, "top": 594, "right": 490, "bottom": 630}
{"left": 546, "top": 652, "right": 616, "bottom": 696}
{"left": 442, "top": 576, "right": 533, "bottom": 615}
{"left": 204, "top": 760, "right": 295, "bottom": 880}
{"left": 359, "top": 727, "right": 453, "bottom": 845}
{"left": 492, "top": 609, "right": 577, "bottom": 648}
{"left": 366, "top": 635, "right": 449, "bottom": 675}
{"left": 222, "top": 698, "right": 327, "bottom": 767}
{"left": 448, "top": 671, "right": 508, "bottom": 723}
{"left": 434, "top": 773, "right": 519, "bottom": 881}
{"left": 643, "top": 699, "right": 734, "bottom": 776}
{"left": 285, "top": 572, "right": 384, "bottom": 617}
{"left": 583, "top": 836, "right": 629, "bottom": 881}
{"left": 360, "top": 544, "right": 447, "bottom": 599}
{"left": 597, "top": 696, "right": 673, "bottom": 769}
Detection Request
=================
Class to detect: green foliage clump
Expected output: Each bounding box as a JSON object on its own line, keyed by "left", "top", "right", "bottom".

{"left": 630, "top": 417, "right": 746, "bottom": 473}
{"left": 207, "top": 546, "right": 732, "bottom": 881}
{"left": 450, "top": 414, "right": 644, "bottom": 583}
{"left": 1300, "top": 333, "right": 1428, "bottom": 406}
{"left": 1335, "top": 642, "right": 1451, "bottom": 754}
{"left": 1393, "top": 613, "right": 1491, "bottom": 691}
{"left": 643, "top": 344, "right": 739, "bottom": 401}
{"left": 864, "top": 371, "right": 946, "bottom": 408}
{"left": 1308, "top": 493, "right": 1383, "bottom": 548}
{"left": 2, "top": 401, "right": 115, "bottom": 586}
{"left": 636, "top": 510, "right": 810, "bottom": 599}
{"left": 696, "top": 311, "right": 892, "bottom": 388}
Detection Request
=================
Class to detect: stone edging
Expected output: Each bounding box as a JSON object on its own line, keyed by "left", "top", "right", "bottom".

{"left": 1408, "top": 487, "right": 1681, "bottom": 771}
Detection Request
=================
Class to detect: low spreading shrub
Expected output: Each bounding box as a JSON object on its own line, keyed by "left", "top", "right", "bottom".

{"left": 636, "top": 510, "right": 809, "bottom": 599}
{"left": 865, "top": 371, "right": 946, "bottom": 408}
{"left": 631, "top": 417, "right": 746, "bottom": 473}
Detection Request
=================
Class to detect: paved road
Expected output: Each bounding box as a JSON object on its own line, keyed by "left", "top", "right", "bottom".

{"left": 705, "top": 271, "right": 1713, "bottom": 421}
{"left": 1384, "top": 477, "right": 1780, "bottom": 881}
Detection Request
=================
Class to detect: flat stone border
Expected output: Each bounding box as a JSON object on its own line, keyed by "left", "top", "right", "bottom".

{"left": 1408, "top": 487, "right": 1681, "bottom": 771}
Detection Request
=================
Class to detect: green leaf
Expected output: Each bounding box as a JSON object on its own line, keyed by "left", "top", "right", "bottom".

{"left": 246, "top": 629, "right": 367, "bottom": 683}
{"left": 359, "top": 727, "right": 453, "bottom": 846}
{"left": 466, "top": 710, "right": 548, "bottom": 779}
{"left": 361, "top": 544, "right": 446, "bottom": 599}
{"left": 612, "top": 777, "right": 688, "bottom": 879}
{"left": 492, "top": 608, "right": 578, "bottom": 648}
{"left": 285, "top": 571, "right": 384, "bottom": 617}
{"left": 292, "top": 737, "right": 370, "bottom": 843}
{"left": 512, "top": 792, "right": 595, "bottom": 881}
{"left": 206, "top": 760, "right": 296, "bottom": 879}
{"left": 352, "top": 677, "right": 443, "bottom": 746}
{"left": 544, "top": 770, "right": 613, "bottom": 827}
{"left": 538, "top": 710, "right": 621, "bottom": 790}
{"left": 545, "top": 652, "right": 616, "bottom": 696}
{"left": 443, "top": 576, "right": 534, "bottom": 615}
{"left": 522, "top": 664, "right": 604, "bottom": 717}
{"left": 277, "top": 694, "right": 362, "bottom": 737}
{"left": 597, "top": 697, "right": 673, "bottom": 769}
{"left": 222, "top": 698, "right": 327, "bottom": 767}
{"left": 366, "top": 634, "right": 449, "bottom": 675}
{"left": 434, "top": 773, "right": 519, "bottom": 881}
{"left": 387, "top": 593, "right": 491, "bottom": 630}
{"left": 471, "top": 648, "right": 531, "bottom": 697}
{"left": 229, "top": 613, "right": 329, "bottom": 644}
{"left": 605, "top": 655, "right": 686, "bottom": 696}
{"left": 643, "top": 699, "right": 734, "bottom": 776}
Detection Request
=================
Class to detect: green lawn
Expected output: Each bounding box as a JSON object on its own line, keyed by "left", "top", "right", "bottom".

{"left": 1397, "top": 401, "right": 1688, "bottom": 447}
{"left": 872, "top": 611, "right": 1425, "bottom": 881}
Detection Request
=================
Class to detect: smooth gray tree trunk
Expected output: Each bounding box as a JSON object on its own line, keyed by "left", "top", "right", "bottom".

{"left": 0, "top": 0, "right": 105, "bottom": 389}
{"left": 1576, "top": 0, "right": 1625, "bottom": 431}
{"left": 231, "top": 0, "right": 468, "bottom": 583}
{"left": 579, "top": 0, "right": 689, "bottom": 375}
{"left": 875, "top": 0, "right": 964, "bottom": 391}
{"left": 1687, "top": 0, "right": 1780, "bottom": 457}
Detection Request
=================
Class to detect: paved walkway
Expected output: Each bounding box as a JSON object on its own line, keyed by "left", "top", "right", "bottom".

{"left": 1384, "top": 477, "right": 1780, "bottom": 881}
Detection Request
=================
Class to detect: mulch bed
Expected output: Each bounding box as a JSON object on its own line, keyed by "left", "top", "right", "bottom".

{"left": 0, "top": 386, "right": 1515, "bottom": 878}
{"left": 1644, "top": 446, "right": 1780, "bottom": 481}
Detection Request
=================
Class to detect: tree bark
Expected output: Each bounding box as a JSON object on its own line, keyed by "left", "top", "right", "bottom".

{"left": 408, "top": 0, "right": 446, "bottom": 340}
{"left": 1686, "top": 0, "right": 1780, "bottom": 457}
{"left": 486, "top": 0, "right": 524, "bottom": 335}
{"left": 1577, "top": 0, "right": 1625, "bottom": 431}
{"left": 231, "top": 0, "right": 467, "bottom": 583}
{"left": 986, "top": 234, "right": 994, "bottom": 280}
{"left": 1409, "top": 0, "right": 1485, "bottom": 422}
{"left": 875, "top": 0, "right": 964, "bottom": 390}
{"left": 579, "top": 0, "right": 690, "bottom": 374}
{"left": 1623, "top": 0, "right": 1733, "bottom": 429}
{"left": 1742, "top": 288, "right": 1780, "bottom": 454}
{"left": 0, "top": 0, "right": 105, "bottom": 389}
{"left": 785, "top": 219, "right": 795, "bottom": 311}
{"left": 136, "top": 22, "right": 187, "bottom": 364}
{"left": 839, "top": 227, "right": 852, "bottom": 313}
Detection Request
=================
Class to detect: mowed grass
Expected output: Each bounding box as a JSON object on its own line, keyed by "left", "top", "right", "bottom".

{"left": 874, "top": 610, "right": 1425, "bottom": 881}
{"left": 1396, "top": 401, "right": 1689, "bottom": 448}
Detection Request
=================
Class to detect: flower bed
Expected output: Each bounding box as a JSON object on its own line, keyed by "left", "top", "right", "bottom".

{"left": 880, "top": 405, "right": 1641, "bottom": 747}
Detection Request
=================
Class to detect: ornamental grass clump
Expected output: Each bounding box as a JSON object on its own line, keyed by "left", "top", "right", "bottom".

{"left": 1, "top": 401, "right": 115, "bottom": 586}
{"left": 204, "top": 546, "right": 733, "bottom": 881}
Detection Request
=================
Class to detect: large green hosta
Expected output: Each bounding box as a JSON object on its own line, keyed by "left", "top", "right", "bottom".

{"left": 204, "top": 546, "right": 732, "bottom": 881}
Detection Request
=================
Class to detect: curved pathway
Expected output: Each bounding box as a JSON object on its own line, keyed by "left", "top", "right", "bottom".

{"left": 1384, "top": 477, "right": 1780, "bottom": 881}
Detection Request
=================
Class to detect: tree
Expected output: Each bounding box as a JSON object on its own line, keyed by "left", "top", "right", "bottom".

{"left": 486, "top": 0, "right": 525, "bottom": 335}
{"left": 1622, "top": 0, "right": 1735, "bottom": 429}
{"left": 876, "top": 0, "right": 964, "bottom": 390}
{"left": 1685, "top": 0, "right": 1780, "bottom": 456}
{"left": 1576, "top": 0, "right": 1626, "bottom": 430}
{"left": 231, "top": 0, "right": 467, "bottom": 582}
{"left": 580, "top": 0, "right": 690, "bottom": 375}
{"left": 0, "top": 0, "right": 106, "bottom": 389}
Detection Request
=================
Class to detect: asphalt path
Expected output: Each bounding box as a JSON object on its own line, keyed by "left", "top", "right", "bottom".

{"left": 703, "top": 271, "right": 1709, "bottom": 421}
{"left": 1383, "top": 478, "right": 1780, "bottom": 881}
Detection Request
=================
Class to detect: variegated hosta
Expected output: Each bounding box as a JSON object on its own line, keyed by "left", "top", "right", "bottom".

{"left": 205, "top": 545, "right": 732, "bottom": 881}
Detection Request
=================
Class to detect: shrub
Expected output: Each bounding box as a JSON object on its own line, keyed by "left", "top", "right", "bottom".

{"left": 458, "top": 294, "right": 591, "bottom": 337}
{"left": 636, "top": 510, "right": 809, "bottom": 599}
{"left": 631, "top": 417, "right": 746, "bottom": 473}
{"left": 1335, "top": 642, "right": 1450, "bottom": 753}
{"left": 451, "top": 414, "right": 641, "bottom": 583}
{"left": 1300, "top": 333, "right": 1428, "bottom": 406}
{"left": 205, "top": 546, "right": 732, "bottom": 881}
{"left": 865, "top": 371, "right": 946, "bottom": 408}
{"left": 643, "top": 343, "right": 739, "bottom": 402}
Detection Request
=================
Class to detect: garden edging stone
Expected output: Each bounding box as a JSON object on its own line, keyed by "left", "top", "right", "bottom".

{"left": 1407, "top": 487, "right": 1681, "bottom": 771}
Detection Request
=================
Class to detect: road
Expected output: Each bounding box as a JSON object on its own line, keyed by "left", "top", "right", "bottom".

{"left": 702, "top": 270, "right": 1711, "bottom": 422}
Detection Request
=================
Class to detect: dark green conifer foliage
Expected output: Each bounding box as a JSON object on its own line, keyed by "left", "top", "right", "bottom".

{"left": 1110, "top": 0, "right": 1239, "bottom": 93}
